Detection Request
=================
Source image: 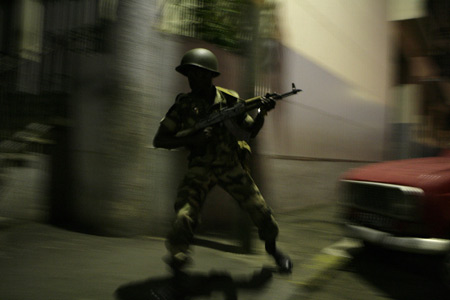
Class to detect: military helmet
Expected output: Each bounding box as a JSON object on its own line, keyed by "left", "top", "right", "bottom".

{"left": 176, "top": 48, "right": 220, "bottom": 77}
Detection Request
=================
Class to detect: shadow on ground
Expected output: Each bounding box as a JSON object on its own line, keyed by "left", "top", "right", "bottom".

{"left": 115, "top": 267, "right": 273, "bottom": 300}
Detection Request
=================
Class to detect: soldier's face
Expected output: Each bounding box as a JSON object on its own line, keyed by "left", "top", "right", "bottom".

{"left": 186, "top": 67, "right": 213, "bottom": 93}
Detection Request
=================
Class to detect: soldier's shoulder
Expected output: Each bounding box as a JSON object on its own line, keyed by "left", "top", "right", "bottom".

{"left": 216, "top": 86, "right": 239, "bottom": 99}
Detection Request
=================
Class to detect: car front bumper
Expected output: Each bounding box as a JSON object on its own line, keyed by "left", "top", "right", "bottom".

{"left": 344, "top": 224, "right": 450, "bottom": 255}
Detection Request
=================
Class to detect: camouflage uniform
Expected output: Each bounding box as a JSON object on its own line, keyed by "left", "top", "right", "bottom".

{"left": 160, "top": 86, "right": 279, "bottom": 258}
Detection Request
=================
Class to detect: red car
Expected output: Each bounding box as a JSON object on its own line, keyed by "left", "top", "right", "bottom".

{"left": 339, "top": 150, "right": 450, "bottom": 281}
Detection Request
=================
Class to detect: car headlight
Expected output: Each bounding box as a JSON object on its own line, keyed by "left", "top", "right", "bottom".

{"left": 340, "top": 180, "right": 423, "bottom": 221}
{"left": 388, "top": 186, "right": 423, "bottom": 220}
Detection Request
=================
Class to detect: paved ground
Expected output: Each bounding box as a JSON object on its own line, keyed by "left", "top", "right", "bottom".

{"left": 0, "top": 154, "right": 358, "bottom": 299}
{"left": 0, "top": 203, "right": 353, "bottom": 300}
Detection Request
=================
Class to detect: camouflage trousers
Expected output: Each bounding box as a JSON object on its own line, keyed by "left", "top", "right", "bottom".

{"left": 166, "top": 158, "right": 279, "bottom": 257}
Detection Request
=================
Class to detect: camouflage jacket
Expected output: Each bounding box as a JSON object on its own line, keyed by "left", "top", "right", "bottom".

{"left": 160, "top": 86, "right": 254, "bottom": 166}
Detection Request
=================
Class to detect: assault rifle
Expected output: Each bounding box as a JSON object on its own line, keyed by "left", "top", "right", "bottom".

{"left": 175, "top": 83, "right": 302, "bottom": 138}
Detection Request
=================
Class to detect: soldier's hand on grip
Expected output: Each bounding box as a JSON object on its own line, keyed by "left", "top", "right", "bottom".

{"left": 260, "top": 94, "right": 277, "bottom": 113}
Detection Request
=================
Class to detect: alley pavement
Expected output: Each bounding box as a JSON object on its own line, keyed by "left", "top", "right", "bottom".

{"left": 0, "top": 203, "right": 355, "bottom": 300}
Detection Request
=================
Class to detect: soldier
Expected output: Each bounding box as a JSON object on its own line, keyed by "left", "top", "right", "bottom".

{"left": 153, "top": 48, "right": 293, "bottom": 273}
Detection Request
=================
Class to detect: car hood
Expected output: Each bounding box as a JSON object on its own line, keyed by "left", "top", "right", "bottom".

{"left": 342, "top": 156, "right": 450, "bottom": 193}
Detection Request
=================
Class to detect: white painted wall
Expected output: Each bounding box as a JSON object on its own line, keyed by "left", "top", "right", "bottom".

{"left": 278, "top": 0, "right": 390, "bottom": 103}
{"left": 253, "top": 1, "right": 391, "bottom": 161}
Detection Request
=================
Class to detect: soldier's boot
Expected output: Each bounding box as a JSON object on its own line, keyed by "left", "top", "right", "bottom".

{"left": 265, "top": 241, "right": 293, "bottom": 273}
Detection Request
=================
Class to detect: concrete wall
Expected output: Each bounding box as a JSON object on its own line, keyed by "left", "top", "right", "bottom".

{"left": 255, "top": 157, "right": 365, "bottom": 212}
{"left": 66, "top": 0, "right": 185, "bottom": 236}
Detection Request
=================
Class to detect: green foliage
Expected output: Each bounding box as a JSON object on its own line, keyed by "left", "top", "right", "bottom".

{"left": 157, "top": 0, "right": 278, "bottom": 53}
{"left": 194, "top": 0, "right": 252, "bottom": 52}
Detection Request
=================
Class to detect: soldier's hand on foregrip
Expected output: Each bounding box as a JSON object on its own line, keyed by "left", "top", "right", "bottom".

{"left": 259, "top": 94, "right": 277, "bottom": 114}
